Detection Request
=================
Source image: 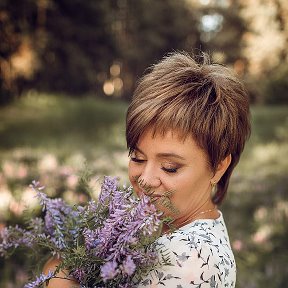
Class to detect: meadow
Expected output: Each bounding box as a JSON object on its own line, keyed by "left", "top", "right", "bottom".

{"left": 0, "top": 93, "right": 287, "bottom": 287}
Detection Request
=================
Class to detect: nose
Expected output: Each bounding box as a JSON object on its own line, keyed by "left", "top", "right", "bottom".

{"left": 138, "top": 165, "right": 161, "bottom": 191}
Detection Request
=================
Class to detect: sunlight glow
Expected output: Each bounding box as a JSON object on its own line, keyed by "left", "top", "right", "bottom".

{"left": 110, "top": 63, "right": 121, "bottom": 77}
{"left": 201, "top": 14, "right": 223, "bottom": 32}
{"left": 103, "top": 80, "right": 114, "bottom": 95}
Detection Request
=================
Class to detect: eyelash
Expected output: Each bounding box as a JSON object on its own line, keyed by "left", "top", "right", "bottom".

{"left": 130, "top": 157, "right": 179, "bottom": 174}
{"left": 163, "top": 167, "right": 178, "bottom": 173}
{"left": 130, "top": 157, "right": 144, "bottom": 163}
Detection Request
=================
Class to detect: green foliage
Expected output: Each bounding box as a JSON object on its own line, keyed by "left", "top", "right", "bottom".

{"left": 0, "top": 93, "right": 127, "bottom": 155}
{"left": 264, "top": 65, "right": 288, "bottom": 104}
{"left": 0, "top": 78, "right": 13, "bottom": 106}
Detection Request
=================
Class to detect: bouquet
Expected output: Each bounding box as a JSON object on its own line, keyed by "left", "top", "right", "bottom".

{"left": 0, "top": 176, "right": 172, "bottom": 288}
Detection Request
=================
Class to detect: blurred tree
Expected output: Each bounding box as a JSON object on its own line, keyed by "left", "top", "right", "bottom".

{"left": 242, "top": 0, "right": 288, "bottom": 76}
{"left": 241, "top": 0, "right": 288, "bottom": 103}
{"left": 0, "top": 0, "right": 118, "bottom": 102}
{"left": 264, "top": 64, "right": 288, "bottom": 104}
{"left": 195, "top": 0, "right": 247, "bottom": 65}
{"left": 1, "top": 0, "right": 203, "bottom": 101}
{"left": 1, "top": 0, "right": 286, "bottom": 104}
{"left": 116, "top": 0, "right": 201, "bottom": 99}
{"left": 33, "top": 0, "right": 118, "bottom": 95}
{"left": 0, "top": 0, "right": 39, "bottom": 104}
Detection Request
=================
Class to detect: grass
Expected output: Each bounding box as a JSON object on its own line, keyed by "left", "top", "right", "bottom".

{"left": 0, "top": 93, "right": 128, "bottom": 155}
{"left": 0, "top": 93, "right": 288, "bottom": 288}
{"left": 223, "top": 105, "right": 288, "bottom": 288}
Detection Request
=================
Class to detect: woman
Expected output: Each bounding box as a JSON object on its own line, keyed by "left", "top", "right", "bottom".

{"left": 44, "top": 52, "right": 250, "bottom": 287}
{"left": 126, "top": 51, "right": 250, "bottom": 287}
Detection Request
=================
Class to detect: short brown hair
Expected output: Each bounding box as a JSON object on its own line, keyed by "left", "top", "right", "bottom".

{"left": 126, "top": 52, "right": 251, "bottom": 205}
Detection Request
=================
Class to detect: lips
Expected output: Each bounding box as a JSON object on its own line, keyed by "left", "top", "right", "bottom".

{"left": 143, "top": 191, "right": 163, "bottom": 201}
{"left": 149, "top": 193, "right": 162, "bottom": 198}
{"left": 136, "top": 188, "right": 162, "bottom": 199}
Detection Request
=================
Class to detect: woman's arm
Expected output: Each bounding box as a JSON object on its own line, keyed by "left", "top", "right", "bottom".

{"left": 42, "top": 257, "right": 80, "bottom": 288}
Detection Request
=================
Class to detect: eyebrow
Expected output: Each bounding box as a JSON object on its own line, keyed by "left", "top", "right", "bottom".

{"left": 134, "top": 147, "right": 185, "bottom": 160}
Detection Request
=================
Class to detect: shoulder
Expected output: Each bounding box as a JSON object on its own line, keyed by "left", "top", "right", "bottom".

{"left": 162, "top": 218, "right": 234, "bottom": 271}
{"left": 162, "top": 215, "right": 232, "bottom": 254}
{"left": 138, "top": 215, "right": 236, "bottom": 287}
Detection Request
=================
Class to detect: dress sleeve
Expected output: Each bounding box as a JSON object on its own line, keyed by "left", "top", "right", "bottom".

{"left": 137, "top": 234, "right": 225, "bottom": 288}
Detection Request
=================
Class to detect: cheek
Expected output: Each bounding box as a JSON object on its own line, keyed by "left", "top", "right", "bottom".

{"left": 128, "top": 162, "right": 139, "bottom": 187}
{"left": 169, "top": 170, "right": 208, "bottom": 202}
{"left": 128, "top": 162, "right": 144, "bottom": 197}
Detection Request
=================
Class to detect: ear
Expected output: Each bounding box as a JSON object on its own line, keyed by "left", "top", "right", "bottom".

{"left": 211, "top": 154, "right": 232, "bottom": 184}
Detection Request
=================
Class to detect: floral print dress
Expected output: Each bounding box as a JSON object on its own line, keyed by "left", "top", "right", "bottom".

{"left": 138, "top": 211, "right": 236, "bottom": 288}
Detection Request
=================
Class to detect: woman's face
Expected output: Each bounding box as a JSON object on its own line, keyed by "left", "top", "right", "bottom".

{"left": 128, "top": 128, "right": 215, "bottom": 222}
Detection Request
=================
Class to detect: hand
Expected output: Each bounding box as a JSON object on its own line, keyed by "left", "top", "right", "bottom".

{"left": 42, "top": 257, "right": 80, "bottom": 288}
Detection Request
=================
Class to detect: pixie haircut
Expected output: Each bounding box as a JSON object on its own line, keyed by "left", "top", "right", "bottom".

{"left": 126, "top": 52, "right": 251, "bottom": 205}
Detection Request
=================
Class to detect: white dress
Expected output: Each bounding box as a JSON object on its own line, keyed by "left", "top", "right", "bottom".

{"left": 138, "top": 211, "right": 236, "bottom": 288}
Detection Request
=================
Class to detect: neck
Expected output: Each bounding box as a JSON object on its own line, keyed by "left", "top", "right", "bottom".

{"left": 162, "top": 198, "right": 219, "bottom": 234}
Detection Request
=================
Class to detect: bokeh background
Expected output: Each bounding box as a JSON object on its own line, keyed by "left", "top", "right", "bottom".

{"left": 0, "top": 0, "right": 288, "bottom": 287}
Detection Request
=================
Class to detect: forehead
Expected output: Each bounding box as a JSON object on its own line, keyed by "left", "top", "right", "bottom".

{"left": 137, "top": 128, "right": 200, "bottom": 153}
{"left": 135, "top": 127, "right": 211, "bottom": 167}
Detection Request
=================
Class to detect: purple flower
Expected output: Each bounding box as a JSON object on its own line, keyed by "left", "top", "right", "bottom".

{"left": 29, "top": 217, "right": 44, "bottom": 231}
{"left": 44, "top": 213, "right": 55, "bottom": 235}
{"left": 100, "top": 260, "right": 119, "bottom": 281}
{"left": 122, "top": 255, "right": 136, "bottom": 276}
{"left": 119, "top": 284, "right": 132, "bottom": 288}
{"left": 2, "top": 178, "right": 165, "bottom": 287}
{"left": 24, "top": 270, "right": 54, "bottom": 288}
{"left": 98, "top": 176, "right": 118, "bottom": 206}
{"left": 31, "top": 181, "right": 80, "bottom": 250}
{"left": 83, "top": 228, "right": 100, "bottom": 250}
{"left": 88, "top": 184, "right": 162, "bottom": 283}
{"left": 72, "top": 268, "right": 86, "bottom": 282}
{"left": 0, "top": 226, "right": 35, "bottom": 256}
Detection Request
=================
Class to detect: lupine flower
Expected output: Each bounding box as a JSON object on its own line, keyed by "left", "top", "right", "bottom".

{"left": 0, "top": 225, "right": 35, "bottom": 256}
{"left": 98, "top": 176, "right": 118, "bottom": 206}
{"left": 100, "top": 260, "right": 119, "bottom": 281}
{"left": 83, "top": 228, "right": 101, "bottom": 250}
{"left": 24, "top": 270, "right": 55, "bottom": 288}
{"left": 0, "top": 176, "right": 170, "bottom": 287}
{"left": 72, "top": 268, "right": 86, "bottom": 282}
{"left": 31, "top": 181, "right": 80, "bottom": 250}
{"left": 28, "top": 217, "right": 44, "bottom": 232}
{"left": 122, "top": 255, "right": 136, "bottom": 276}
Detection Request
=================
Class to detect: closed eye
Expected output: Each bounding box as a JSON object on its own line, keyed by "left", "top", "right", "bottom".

{"left": 162, "top": 167, "right": 178, "bottom": 173}
{"left": 130, "top": 157, "right": 145, "bottom": 163}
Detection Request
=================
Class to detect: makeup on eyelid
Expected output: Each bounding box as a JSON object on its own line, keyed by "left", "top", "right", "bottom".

{"left": 130, "top": 155, "right": 183, "bottom": 174}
